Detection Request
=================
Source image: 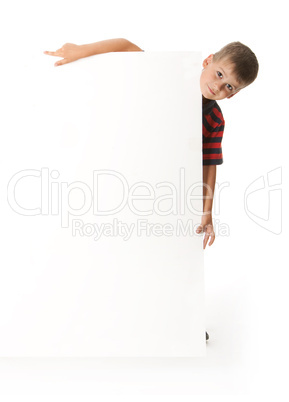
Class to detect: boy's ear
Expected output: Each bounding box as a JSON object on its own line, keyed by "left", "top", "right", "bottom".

{"left": 202, "top": 54, "right": 214, "bottom": 68}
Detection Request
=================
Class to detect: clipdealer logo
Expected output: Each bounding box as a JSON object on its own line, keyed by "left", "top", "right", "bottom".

{"left": 244, "top": 167, "right": 282, "bottom": 235}
{"left": 7, "top": 167, "right": 230, "bottom": 240}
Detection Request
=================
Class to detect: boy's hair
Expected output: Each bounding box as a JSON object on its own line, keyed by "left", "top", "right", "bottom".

{"left": 213, "top": 41, "right": 259, "bottom": 87}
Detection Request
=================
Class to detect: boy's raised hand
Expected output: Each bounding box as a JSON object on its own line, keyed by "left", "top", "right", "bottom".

{"left": 44, "top": 43, "right": 83, "bottom": 67}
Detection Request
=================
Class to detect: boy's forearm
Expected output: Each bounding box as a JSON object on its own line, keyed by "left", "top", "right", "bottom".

{"left": 202, "top": 165, "right": 216, "bottom": 214}
{"left": 79, "top": 38, "right": 143, "bottom": 58}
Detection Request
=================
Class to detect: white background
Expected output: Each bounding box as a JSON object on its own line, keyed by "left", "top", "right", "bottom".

{"left": 0, "top": 0, "right": 288, "bottom": 399}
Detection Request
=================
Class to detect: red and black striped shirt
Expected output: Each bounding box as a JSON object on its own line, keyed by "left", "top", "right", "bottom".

{"left": 203, "top": 100, "right": 224, "bottom": 165}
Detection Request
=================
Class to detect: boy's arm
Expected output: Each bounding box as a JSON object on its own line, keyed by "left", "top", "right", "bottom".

{"left": 196, "top": 165, "right": 216, "bottom": 249}
{"left": 44, "top": 38, "right": 143, "bottom": 66}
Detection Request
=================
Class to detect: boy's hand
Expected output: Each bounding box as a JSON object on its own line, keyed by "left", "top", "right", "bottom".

{"left": 44, "top": 43, "right": 83, "bottom": 67}
{"left": 44, "top": 39, "right": 143, "bottom": 66}
{"left": 196, "top": 213, "right": 215, "bottom": 249}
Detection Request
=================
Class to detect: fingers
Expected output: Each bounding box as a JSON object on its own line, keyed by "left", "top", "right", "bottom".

{"left": 43, "top": 51, "right": 57, "bottom": 56}
{"left": 196, "top": 219, "right": 216, "bottom": 249}
{"left": 208, "top": 232, "right": 215, "bottom": 246}
{"left": 44, "top": 43, "right": 79, "bottom": 67}
{"left": 54, "top": 58, "right": 69, "bottom": 67}
{"left": 202, "top": 224, "right": 215, "bottom": 249}
{"left": 203, "top": 232, "right": 215, "bottom": 249}
{"left": 43, "top": 50, "right": 69, "bottom": 67}
{"left": 203, "top": 234, "right": 209, "bottom": 249}
{"left": 43, "top": 47, "right": 63, "bottom": 57}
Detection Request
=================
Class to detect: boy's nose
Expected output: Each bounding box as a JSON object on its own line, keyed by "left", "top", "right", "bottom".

{"left": 212, "top": 83, "right": 220, "bottom": 94}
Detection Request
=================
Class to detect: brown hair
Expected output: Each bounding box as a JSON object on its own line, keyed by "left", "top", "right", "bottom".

{"left": 213, "top": 41, "right": 259, "bottom": 87}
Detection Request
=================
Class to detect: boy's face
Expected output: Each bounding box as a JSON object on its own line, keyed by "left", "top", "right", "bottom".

{"left": 200, "top": 54, "right": 244, "bottom": 100}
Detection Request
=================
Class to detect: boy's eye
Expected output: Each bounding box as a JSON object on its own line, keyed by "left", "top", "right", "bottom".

{"left": 217, "top": 71, "right": 233, "bottom": 90}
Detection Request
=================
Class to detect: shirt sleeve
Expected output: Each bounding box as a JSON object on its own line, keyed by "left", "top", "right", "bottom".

{"left": 202, "top": 110, "right": 224, "bottom": 166}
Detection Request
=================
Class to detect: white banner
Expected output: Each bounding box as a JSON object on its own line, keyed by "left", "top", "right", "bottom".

{"left": 0, "top": 51, "right": 205, "bottom": 356}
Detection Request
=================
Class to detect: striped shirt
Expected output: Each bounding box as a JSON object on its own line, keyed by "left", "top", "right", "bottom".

{"left": 203, "top": 100, "right": 224, "bottom": 165}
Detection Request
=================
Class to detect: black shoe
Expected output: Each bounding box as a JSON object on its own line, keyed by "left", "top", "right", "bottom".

{"left": 206, "top": 332, "right": 209, "bottom": 341}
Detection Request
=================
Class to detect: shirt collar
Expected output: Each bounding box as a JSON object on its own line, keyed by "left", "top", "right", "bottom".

{"left": 203, "top": 100, "right": 216, "bottom": 114}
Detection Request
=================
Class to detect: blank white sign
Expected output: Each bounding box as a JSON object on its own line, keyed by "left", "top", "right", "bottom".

{"left": 0, "top": 51, "right": 205, "bottom": 357}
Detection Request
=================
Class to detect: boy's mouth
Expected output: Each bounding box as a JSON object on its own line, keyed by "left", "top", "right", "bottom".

{"left": 208, "top": 85, "right": 216, "bottom": 95}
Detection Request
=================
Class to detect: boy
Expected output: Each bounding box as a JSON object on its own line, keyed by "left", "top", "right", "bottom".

{"left": 44, "top": 39, "right": 259, "bottom": 249}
